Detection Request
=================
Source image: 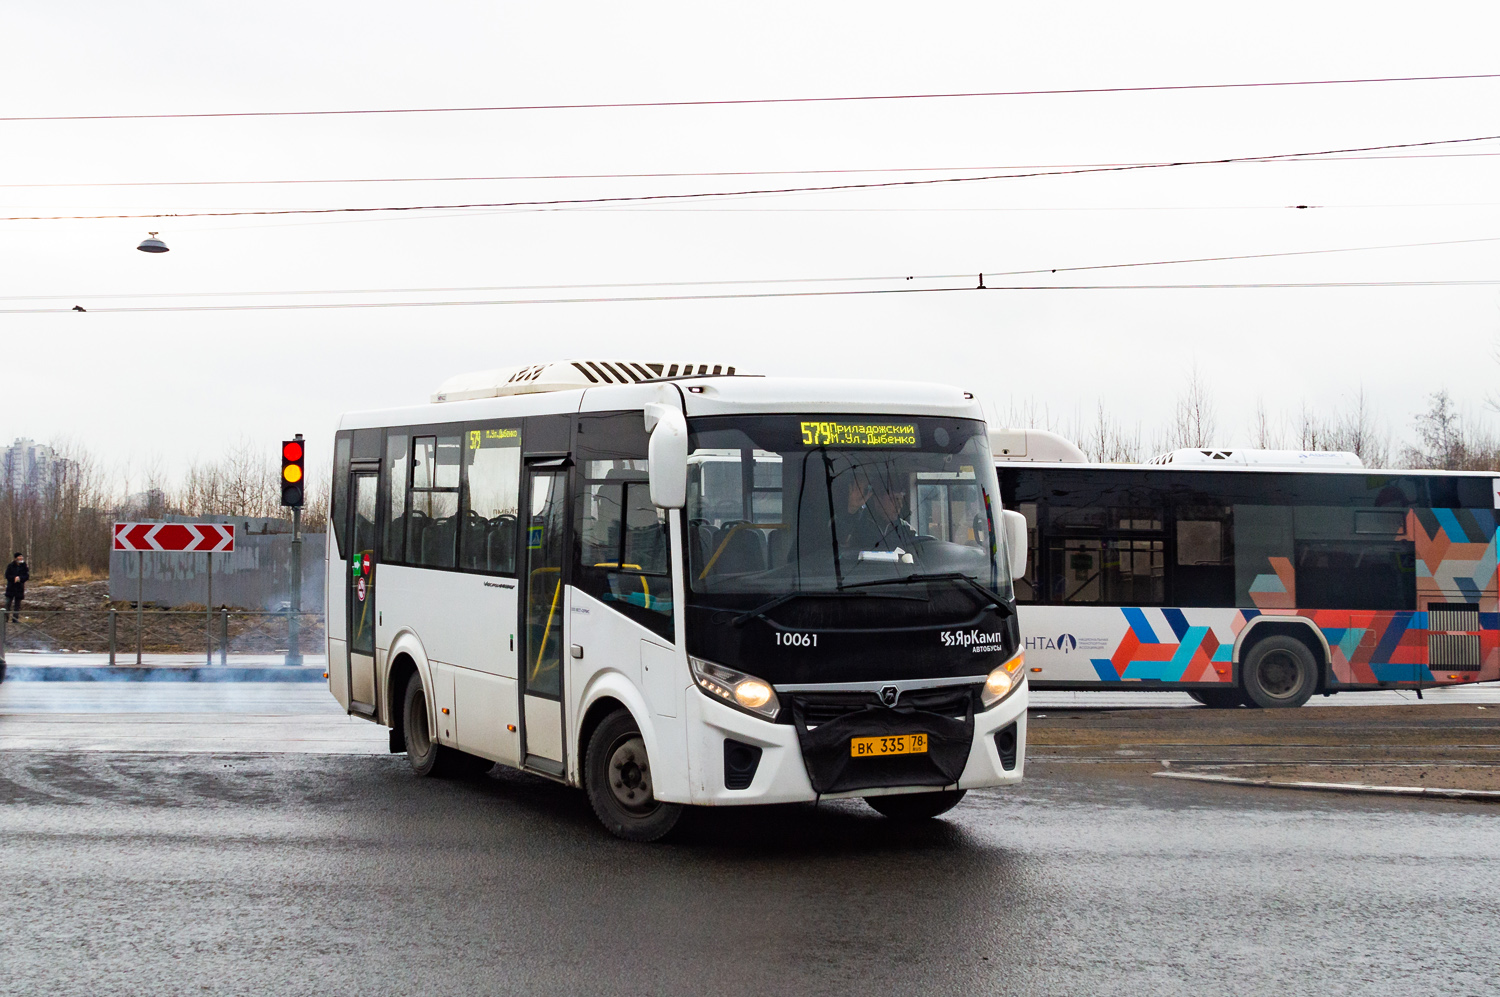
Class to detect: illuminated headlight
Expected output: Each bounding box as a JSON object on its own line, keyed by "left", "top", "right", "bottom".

{"left": 689, "top": 656, "right": 781, "bottom": 720}
{"left": 981, "top": 651, "right": 1026, "bottom": 708}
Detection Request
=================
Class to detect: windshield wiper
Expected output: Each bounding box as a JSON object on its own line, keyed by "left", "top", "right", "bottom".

{"left": 730, "top": 589, "right": 922, "bottom": 628}
{"left": 837, "top": 571, "right": 1015, "bottom": 617}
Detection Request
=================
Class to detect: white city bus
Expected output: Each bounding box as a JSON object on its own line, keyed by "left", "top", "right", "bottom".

{"left": 326, "top": 360, "right": 1029, "bottom": 840}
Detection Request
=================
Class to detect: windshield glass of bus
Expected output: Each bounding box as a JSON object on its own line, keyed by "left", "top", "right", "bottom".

{"left": 685, "top": 415, "right": 1011, "bottom": 603}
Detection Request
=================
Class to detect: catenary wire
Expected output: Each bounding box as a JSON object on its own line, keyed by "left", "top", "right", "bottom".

{"left": 7, "top": 280, "right": 1500, "bottom": 314}
{"left": 2, "top": 134, "right": 1496, "bottom": 221}
{"left": 7, "top": 148, "right": 1500, "bottom": 190}
{"left": 7, "top": 233, "right": 1499, "bottom": 302}
{"left": 2, "top": 73, "right": 1497, "bottom": 122}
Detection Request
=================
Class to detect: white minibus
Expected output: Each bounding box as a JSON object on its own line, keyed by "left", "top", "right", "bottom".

{"left": 327, "top": 361, "right": 1028, "bottom": 839}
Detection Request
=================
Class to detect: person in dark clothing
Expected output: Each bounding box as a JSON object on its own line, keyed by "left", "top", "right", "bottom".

{"left": 835, "top": 471, "right": 915, "bottom": 560}
{"left": 4, "top": 553, "right": 27, "bottom": 623}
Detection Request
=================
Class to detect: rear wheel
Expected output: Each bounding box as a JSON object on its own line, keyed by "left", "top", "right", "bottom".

{"left": 866, "top": 789, "right": 967, "bottom": 821}
{"left": 585, "top": 709, "right": 682, "bottom": 842}
{"left": 401, "top": 673, "right": 491, "bottom": 777}
{"left": 1241, "top": 636, "right": 1319, "bottom": 709}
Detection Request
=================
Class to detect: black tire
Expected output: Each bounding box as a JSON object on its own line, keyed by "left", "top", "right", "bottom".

{"left": 1193, "top": 688, "right": 1247, "bottom": 709}
{"left": 584, "top": 709, "right": 682, "bottom": 842}
{"left": 1241, "top": 635, "right": 1319, "bottom": 709}
{"left": 866, "top": 789, "right": 967, "bottom": 821}
{"left": 401, "top": 672, "right": 491, "bottom": 777}
{"left": 1186, "top": 691, "right": 1207, "bottom": 706}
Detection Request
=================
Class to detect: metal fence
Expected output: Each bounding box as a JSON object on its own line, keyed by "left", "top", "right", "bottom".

{"left": 0, "top": 609, "right": 324, "bottom": 666}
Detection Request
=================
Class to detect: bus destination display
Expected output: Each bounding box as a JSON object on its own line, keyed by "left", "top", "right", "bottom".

{"left": 799, "top": 421, "right": 919, "bottom": 447}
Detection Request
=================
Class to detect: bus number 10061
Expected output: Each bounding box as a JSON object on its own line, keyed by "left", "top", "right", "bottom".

{"left": 776, "top": 632, "right": 819, "bottom": 648}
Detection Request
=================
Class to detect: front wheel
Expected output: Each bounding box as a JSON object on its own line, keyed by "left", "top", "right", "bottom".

{"left": 866, "top": 789, "right": 967, "bottom": 821}
{"left": 585, "top": 709, "right": 682, "bottom": 842}
{"left": 1241, "top": 636, "right": 1319, "bottom": 709}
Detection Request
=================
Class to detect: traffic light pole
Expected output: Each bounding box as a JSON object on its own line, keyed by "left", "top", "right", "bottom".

{"left": 287, "top": 504, "right": 303, "bottom": 667}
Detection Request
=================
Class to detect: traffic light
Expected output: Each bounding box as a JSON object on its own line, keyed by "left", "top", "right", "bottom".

{"left": 280, "top": 436, "right": 305, "bottom": 507}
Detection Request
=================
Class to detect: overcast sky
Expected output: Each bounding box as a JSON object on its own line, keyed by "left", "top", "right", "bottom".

{"left": 4, "top": 1, "right": 1499, "bottom": 483}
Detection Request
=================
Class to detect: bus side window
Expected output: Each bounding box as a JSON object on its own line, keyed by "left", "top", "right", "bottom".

{"left": 573, "top": 411, "right": 674, "bottom": 640}
{"left": 332, "top": 432, "right": 351, "bottom": 559}
{"left": 409, "top": 434, "right": 461, "bottom": 569}
{"left": 462, "top": 423, "right": 521, "bottom": 574}
{"left": 384, "top": 431, "right": 409, "bottom": 564}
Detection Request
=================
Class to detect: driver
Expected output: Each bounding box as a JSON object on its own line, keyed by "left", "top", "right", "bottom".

{"left": 837, "top": 471, "right": 915, "bottom": 555}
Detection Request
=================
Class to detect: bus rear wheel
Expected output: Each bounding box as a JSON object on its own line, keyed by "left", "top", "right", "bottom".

{"left": 866, "top": 789, "right": 967, "bottom": 821}
{"left": 402, "top": 673, "right": 491, "bottom": 777}
{"left": 585, "top": 709, "right": 682, "bottom": 842}
{"left": 1242, "top": 636, "right": 1319, "bottom": 709}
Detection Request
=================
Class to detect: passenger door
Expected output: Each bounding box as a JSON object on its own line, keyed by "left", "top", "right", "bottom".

{"left": 346, "top": 468, "right": 379, "bottom": 714}
{"left": 520, "top": 465, "right": 568, "bottom": 774}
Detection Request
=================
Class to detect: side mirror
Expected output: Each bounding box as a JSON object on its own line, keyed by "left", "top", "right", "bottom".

{"left": 1002, "top": 509, "right": 1028, "bottom": 582}
{"left": 644, "top": 403, "right": 688, "bottom": 509}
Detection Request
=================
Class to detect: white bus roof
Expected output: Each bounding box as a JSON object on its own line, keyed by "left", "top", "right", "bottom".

{"left": 1147, "top": 448, "right": 1363, "bottom": 468}
{"left": 340, "top": 369, "right": 984, "bottom": 430}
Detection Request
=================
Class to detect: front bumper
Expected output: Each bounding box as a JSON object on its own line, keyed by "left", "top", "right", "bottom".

{"left": 683, "top": 680, "right": 1027, "bottom": 805}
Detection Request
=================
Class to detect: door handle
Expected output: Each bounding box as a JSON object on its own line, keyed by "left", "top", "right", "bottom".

{"left": 570, "top": 644, "right": 584, "bottom": 659}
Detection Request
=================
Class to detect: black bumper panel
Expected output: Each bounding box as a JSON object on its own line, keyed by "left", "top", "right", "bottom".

{"left": 790, "top": 702, "right": 974, "bottom": 795}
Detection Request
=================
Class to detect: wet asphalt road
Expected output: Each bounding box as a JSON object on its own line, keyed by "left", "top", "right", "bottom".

{"left": 3, "top": 747, "right": 1498, "bottom": 996}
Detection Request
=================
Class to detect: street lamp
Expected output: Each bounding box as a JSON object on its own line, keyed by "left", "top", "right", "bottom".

{"left": 137, "top": 232, "right": 169, "bottom": 253}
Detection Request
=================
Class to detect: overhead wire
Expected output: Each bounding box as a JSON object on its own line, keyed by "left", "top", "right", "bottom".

{"left": 3, "top": 134, "right": 1497, "bottom": 221}
{"left": 6, "top": 148, "right": 1500, "bottom": 190}
{"left": 7, "top": 279, "right": 1500, "bottom": 315}
{"left": 3, "top": 73, "right": 1497, "bottom": 122}
{"left": 6, "top": 232, "right": 1500, "bottom": 302}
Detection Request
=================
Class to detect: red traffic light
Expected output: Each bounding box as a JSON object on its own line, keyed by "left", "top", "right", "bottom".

{"left": 280, "top": 436, "right": 305, "bottom": 508}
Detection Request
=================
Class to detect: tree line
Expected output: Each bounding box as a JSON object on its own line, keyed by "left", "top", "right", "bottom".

{"left": 998, "top": 373, "right": 1499, "bottom": 472}
{"left": 0, "top": 440, "right": 329, "bottom": 582}
{"left": 8, "top": 385, "right": 1497, "bottom": 581}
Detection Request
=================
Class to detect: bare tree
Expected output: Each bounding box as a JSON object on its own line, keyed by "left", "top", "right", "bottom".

{"left": 1402, "top": 390, "right": 1500, "bottom": 470}
{"left": 1077, "top": 401, "right": 1144, "bottom": 463}
{"left": 1166, "top": 363, "right": 1218, "bottom": 450}
{"left": 1250, "top": 397, "right": 1286, "bottom": 449}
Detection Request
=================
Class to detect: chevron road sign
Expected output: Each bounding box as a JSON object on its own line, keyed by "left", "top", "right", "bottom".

{"left": 112, "top": 522, "right": 236, "bottom": 552}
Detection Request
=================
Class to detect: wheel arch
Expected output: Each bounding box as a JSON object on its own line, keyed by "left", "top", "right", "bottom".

{"left": 384, "top": 629, "right": 435, "bottom": 733}
{"left": 1234, "top": 617, "right": 1329, "bottom": 690}
{"left": 573, "top": 673, "right": 657, "bottom": 787}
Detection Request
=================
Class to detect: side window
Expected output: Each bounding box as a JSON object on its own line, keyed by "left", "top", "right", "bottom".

{"left": 332, "top": 432, "right": 351, "bottom": 559}
{"left": 461, "top": 424, "right": 521, "bottom": 574}
{"left": 573, "top": 407, "right": 673, "bottom": 639}
{"left": 575, "top": 475, "right": 674, "bottom": 640}
{"left": 409, "top": 434, "right": 461, "bottom": 568}
{"left": 384, "top": 432, "right": 409, "bottom": 564}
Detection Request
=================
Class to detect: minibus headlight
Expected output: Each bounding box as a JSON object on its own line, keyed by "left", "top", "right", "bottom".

{"left": 982, "top": 651, "right": 1026, "bottom": 708}
{"left": 689, "top": 656, "right": 781, "bottom": 720}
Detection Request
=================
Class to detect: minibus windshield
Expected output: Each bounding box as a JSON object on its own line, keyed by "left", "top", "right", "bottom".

{"left": 685, "top": 415, "right": 1013, "bottom": 608}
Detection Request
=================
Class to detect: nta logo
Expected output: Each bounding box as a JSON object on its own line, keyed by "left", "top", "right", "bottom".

{"left": 1025, "top": 633, "right": 1078, "bottom": 653}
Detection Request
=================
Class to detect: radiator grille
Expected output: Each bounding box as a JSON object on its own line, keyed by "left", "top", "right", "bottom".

{"left": 786, "top": 686, "right": 977, "bottom": 726}
{"left": 1428, "top": 603, "right": 1480, "bottom": 632}
{"left": 1429, "top": 634, "right": 1482, "bottom": 669}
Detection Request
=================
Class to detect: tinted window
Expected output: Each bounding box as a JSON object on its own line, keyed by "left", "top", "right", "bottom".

{"left": 409, "top": 434, "right": 461, "bottom": 568}
{"left": 332, "top": 432, "right": 351, "bottom": 559}
{"left": 384, "top": 432, "right": 408, "bottom": 563}
{"left": 573, "top": 413, "right": 673, "bottom": 640}
{"left": 461, "top": 424, "right": 521, "bottom": 574}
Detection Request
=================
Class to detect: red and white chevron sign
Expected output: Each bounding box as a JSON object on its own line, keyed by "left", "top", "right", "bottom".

{"left": 112, "top": 522, "right": 236, "bottom": 552}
